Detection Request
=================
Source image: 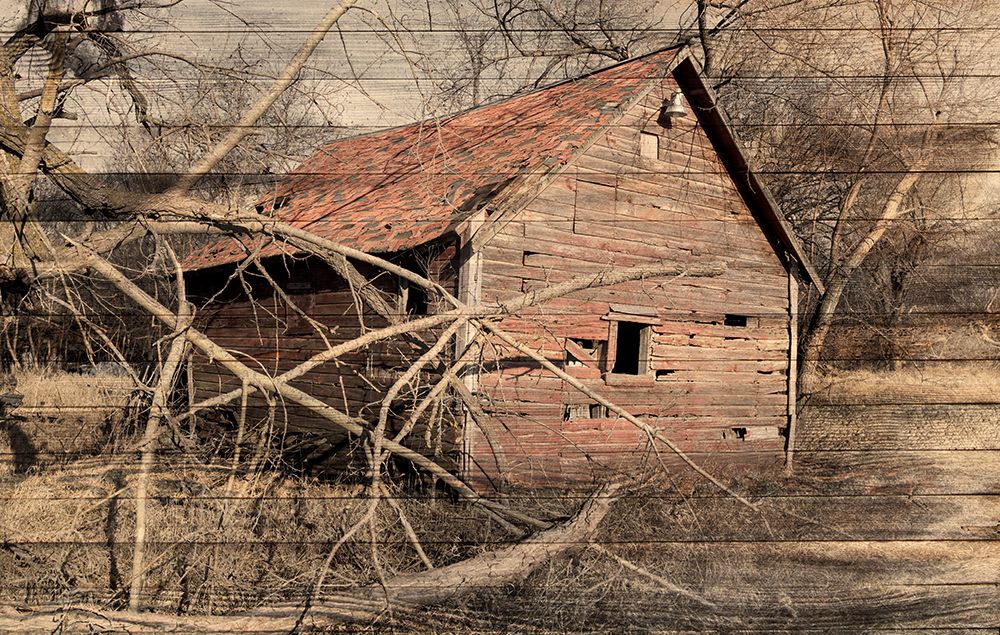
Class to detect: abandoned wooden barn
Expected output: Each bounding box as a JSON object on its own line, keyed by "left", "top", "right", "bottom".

{"left": 182, "top": 46, "right": 821, "bottom": 490}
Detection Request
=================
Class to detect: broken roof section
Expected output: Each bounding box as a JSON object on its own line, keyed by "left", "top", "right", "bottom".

{"left": 183, "top": 46, "right": 820, "bottom": 290}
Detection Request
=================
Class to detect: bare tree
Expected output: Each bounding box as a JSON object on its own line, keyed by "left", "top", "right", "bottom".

{"left": 423, "top": 0, "right": 679, "bottom": 109}
{"left": 711, "top": 0, "right": 1000, "bottom": 384}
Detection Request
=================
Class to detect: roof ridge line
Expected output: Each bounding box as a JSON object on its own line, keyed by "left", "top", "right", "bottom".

{"left": 303, "top": 44, "right": 691, "bottom": 152}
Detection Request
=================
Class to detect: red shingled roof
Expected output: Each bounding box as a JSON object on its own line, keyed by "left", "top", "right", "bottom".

{"left": 183, "top": 47, "right": 682, "bottom": 271}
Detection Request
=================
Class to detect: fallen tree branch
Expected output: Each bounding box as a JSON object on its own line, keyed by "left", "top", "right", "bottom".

{"left": 474, "top": 317, "right": 761, "bottom": 512}
{"left": 590, "top": 544, "right": 716, "bottom": 609}
{"left": 0, "top": 484, "right": 618, "bottom": 632}
{"left": 128, "top": 243, "right": 192, "bottom": 611}
{"left": 181, "top": 261, "right": 724, "bottom": 420}
{"left": 67, "top": 238, "right": 546, "bottom": 532}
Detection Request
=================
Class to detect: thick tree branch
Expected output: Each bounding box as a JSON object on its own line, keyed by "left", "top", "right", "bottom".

{"left": 66, "top": 239, "right": 547, "bottom": 532}
{"left": 168, "top": 0, "right": 359, "bottom": 194}
{"left": 0, "top": 485, "right": 618, "bottom": 631}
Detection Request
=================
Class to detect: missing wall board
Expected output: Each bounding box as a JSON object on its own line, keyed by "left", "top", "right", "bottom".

{"left": 563, "top": 403, "right": 609, "bottom": 420}
{"left": 724, "top": 314, "right": 749, "bottom": 327}
{"left": 724, "top": 427, "right": 748, "bottom": 441}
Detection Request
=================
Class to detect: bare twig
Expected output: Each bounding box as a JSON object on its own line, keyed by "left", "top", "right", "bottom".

{"left": 168, "top": 0, "right": 359, "bottom": 194}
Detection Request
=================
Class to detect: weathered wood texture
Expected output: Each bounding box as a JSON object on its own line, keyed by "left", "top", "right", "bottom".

{"left": 185, "top": 240, "right": 462, "bottom": 469}
{"left": 468, "top": 81, "right": 795, "bottom": 489}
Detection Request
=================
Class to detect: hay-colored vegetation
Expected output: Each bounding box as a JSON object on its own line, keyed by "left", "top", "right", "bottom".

{"left": 808, "top": 362, "right": 1000, "bottom": 404}
{"left": 3, "top": 367, "right": 139, "bottom": 462}
{"left": 0, "top": 460, "right": 484, "bottom": 614}
{"left": 11, "top": 366, "right": 136, "bottom": 421}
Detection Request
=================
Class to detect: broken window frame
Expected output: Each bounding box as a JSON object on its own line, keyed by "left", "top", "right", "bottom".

{"left": 601, "top": 305, "right": 660, "bottom": 381}
{"left": 563, "top": 402, "right": 610, "bottom": 421}
{"left": 564, "top": 337, "right": 605, "bottom": 369}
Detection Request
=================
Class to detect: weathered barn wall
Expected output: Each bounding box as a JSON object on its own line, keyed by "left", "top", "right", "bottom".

{"left": 185, "top": 240, "right": 461, "bottom": 469}
{"left": 468, "top": 78, "right": 796, "bottom": 489}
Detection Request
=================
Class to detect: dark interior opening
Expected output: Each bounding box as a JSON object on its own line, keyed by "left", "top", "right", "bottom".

{"left": 612, "top": 321, "right": 644, "bottom": 375}
{"left": 724, "top": 314, "right": 748, "bottom": 327}
{"left": 403, "top": 281, "right": 428, "bottom": 315}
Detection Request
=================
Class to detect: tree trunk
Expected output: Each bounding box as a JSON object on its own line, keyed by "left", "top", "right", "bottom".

{"left": 128, "top": 255, "right": 192, "bottom": 611}
{"left": 799, "top": 170, "right": 922, "bottom": 390}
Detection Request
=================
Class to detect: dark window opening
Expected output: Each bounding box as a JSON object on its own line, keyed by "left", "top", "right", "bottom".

{"left": 724, "top": 314, "right": 749, "bottom": 327}
{"left": 285, "top": 293, "right": 317, "bottom": 336}
{"left": 396, "top": 253, "right": 431, "bottom": 316}
{"left": 611, "top": 321, "right": 650, "bottom": 375}
{"left": 401, "top": 281, "right": 428, "bottom": 316}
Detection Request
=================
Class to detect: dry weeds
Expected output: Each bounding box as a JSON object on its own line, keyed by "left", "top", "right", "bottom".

{"left": 807, "top": 362, "right": 1000, "bottom": 405}
{"left": 0, "top": 456, "right": 504, "bottom": 615}
{"left": 3, "top": 367, "right": 138, "bottom": 464}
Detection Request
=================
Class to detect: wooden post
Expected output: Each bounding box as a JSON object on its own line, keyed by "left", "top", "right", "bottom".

{"left": 455, "top": 220, "right": 484, "bottom": 483}
{"left": 784, "top": 262, "right": 800, "bottom": 474}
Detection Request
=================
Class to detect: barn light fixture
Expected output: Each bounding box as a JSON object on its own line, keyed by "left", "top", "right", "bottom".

{"left": 664, "top": 92, "right": 687, "bottom": 117}
{"left": 658, "top": 92, "right": 687, "bottom": 127}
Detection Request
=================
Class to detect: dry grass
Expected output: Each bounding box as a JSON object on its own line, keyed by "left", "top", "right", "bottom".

{"left": 0, "top": 462, "right": 363, "bottom": 612}
{"left": 2, "top": 367, "right": 138, "bottom": 466}
{"left": 806, "top": 362, "right": 1000, "bottom": 405}
{"left": 10, "top": 366, "right": 136, "bottom": 422}
{"left": 0, "top": 457, "right": 500, "bottom": 615}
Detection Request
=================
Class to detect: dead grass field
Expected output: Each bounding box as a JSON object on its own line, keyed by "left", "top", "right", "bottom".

{"left": 3, "top": 367, "right": 138, "bottom": 465}
{"left": 0, "top": 367, "right": 996, "bottom": 631}
{"left": 807, "top": 362, "right": 1000, "bottom": 405}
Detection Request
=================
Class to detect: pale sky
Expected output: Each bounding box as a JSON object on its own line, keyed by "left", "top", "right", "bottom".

{"left": 4, "top": 0, "right": 998, "bottom": 195}
{"left": 4, "top": 0, "right": 695, "bottom": 170}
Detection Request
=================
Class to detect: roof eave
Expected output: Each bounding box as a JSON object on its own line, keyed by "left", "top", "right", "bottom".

{"left": 672, "top": 55, "right": 824, "bottom": 294}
